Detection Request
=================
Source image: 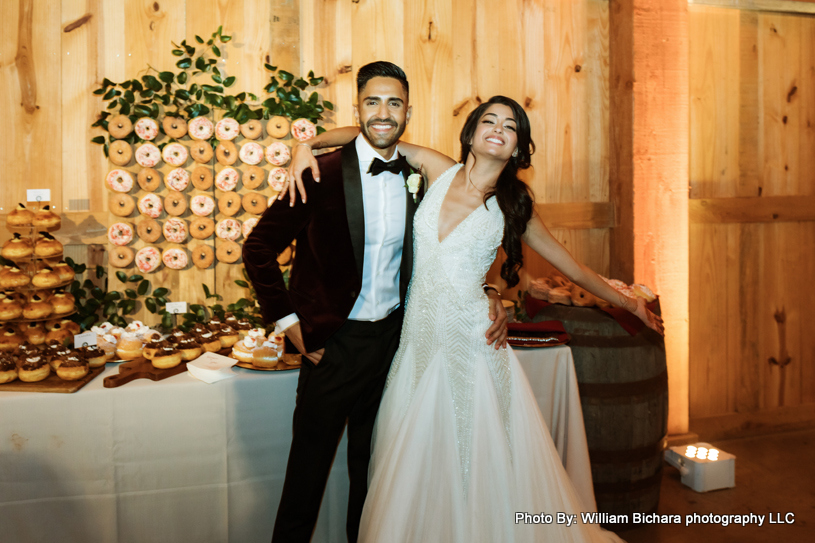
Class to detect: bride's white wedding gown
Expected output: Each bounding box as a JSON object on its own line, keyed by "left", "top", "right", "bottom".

{"left": 358, "top": 164, "right": 625, "bottom": 543}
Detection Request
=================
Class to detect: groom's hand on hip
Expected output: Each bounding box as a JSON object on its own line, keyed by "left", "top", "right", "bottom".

{"left": 285, "top": 322, "right": 325, "bottom": 365}
{"left": 485, "top": 292, "right": 509, "bottom": 349}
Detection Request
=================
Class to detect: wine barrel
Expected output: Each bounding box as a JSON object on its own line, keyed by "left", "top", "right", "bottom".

{"left": 532, "top": 302, "right": 668, "bottom": 524}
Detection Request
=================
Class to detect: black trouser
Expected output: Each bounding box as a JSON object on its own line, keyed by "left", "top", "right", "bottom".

{"left": 271, "top": 309, "right": 403, "bottom": 543}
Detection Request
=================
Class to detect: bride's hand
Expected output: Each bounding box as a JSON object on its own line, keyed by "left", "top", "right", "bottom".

{"left": 633, "top": 297, "right": 664, "bottom": 336}
{"left": 486, "top": 292, "right": 509, "bottom": 349}
{"left": 281, "top": 143, "right": 320, "bottom": 206}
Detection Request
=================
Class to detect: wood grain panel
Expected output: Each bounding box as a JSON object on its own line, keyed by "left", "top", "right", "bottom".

{"left": 689, "top": 195, "right": 815, "bottom": 223}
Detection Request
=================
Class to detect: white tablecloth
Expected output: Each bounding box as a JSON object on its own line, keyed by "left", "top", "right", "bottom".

{"left": 0, "top": 345, "right": 594, "bottom": 543}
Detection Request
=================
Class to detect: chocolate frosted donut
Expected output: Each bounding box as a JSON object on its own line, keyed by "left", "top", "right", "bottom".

{"left": 192, "top": 244, "right": 215, "bottom": 269}
{"left": 240, "top": 119, "right": 263, "bottom": 140}
{"left": 216, "top": 141, "right": 238, "bottom": 166}
{"left": 137, "top": 168, "right": 162, "bottom": 191}
{"left": 108, "top": 115, "right": 134, "bottom": 139}
{"left": 243, "top": 166, "right": 265, "bottom": 190}
{"left": 216, "top": 240, "right": 241, "bottom": 263}
{"left": 266, "top": 116, "right": 290, "bottom": 139}
{"left": 109, "top": 246, "right": 134, "bottom": 268}
{"left": 136, "top": 219, "right": 162, "bottom": 243}
{"left": 109, "top": 140, "right": 133, "bottom": 166}
{"left": 110, "top": 193, "right": 135, "bottom": 217}
{"left": 242, "top": 192, "right": 267, "bottom": 215}
{"left": 162, "top": 116, "right": 188, "bottom": 139}
{"left": 164, "top": 191, "right": 187, "bottom": 217}
{"left": 218, "top": 192, "right": 242, "bottom": 217}
{"left": 192, "top": 166, "right": 213, "bottom": 190}
{"left": 190, "top": 217, "right": 215, "bottom": 239}
{"left": 190, "top": 141, "right": 214, "bottom": 163}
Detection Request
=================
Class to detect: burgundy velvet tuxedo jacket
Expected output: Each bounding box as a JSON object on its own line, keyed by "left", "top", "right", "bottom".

{"left": 242, "top": 142, "right": 419, "bottom": 353}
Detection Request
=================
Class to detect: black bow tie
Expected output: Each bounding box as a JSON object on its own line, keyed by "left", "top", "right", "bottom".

{"left": 367, "top": 155, "right": 408, "bottom": 177}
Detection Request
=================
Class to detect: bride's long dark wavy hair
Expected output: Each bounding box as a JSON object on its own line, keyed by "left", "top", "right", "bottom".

{"left": 459, "top": 96, "right": 535, "bottom": 288}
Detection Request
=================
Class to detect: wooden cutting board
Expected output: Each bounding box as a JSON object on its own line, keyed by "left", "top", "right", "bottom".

{"left": 103, "top": 348, "right": 232, "bottom": 388}
{"left": 0, "top": 365, "right": 105, "bottom": 393}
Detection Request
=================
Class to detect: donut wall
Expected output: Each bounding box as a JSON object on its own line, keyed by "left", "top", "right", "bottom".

{"left": 104, "top": 114, "right": 310, "bottom": 321}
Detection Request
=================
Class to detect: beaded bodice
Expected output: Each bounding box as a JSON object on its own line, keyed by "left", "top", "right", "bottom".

{"left": 386, "top": 163, "right": 512, "bottom": 493}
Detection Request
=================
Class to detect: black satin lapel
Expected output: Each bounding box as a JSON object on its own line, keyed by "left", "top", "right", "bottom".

{"left": 401, "top": 154, "right": 417, "bottom": 297}
{"left": 342, "top": 143, "right": 365, "bottom": 282}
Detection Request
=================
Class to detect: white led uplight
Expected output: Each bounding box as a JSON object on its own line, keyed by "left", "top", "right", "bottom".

{"left": 664, "top": 442, "right": 735, "bottom": 493}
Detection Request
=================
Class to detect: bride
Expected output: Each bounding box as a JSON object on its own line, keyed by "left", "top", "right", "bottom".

{"left": 288, "top": 95, "right": 662, "bottom": 542}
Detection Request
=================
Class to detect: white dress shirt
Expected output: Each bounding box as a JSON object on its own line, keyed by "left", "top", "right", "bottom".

{"left": 276, "top": 135, "right": 406, "bottom": 332}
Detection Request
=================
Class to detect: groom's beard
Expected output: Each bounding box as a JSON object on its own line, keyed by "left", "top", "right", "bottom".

{"left": 360, "top": 117, "right": 406, "bottom": 150}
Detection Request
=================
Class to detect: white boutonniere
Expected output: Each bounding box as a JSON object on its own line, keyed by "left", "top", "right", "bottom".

{"left": 405, "top": 173, "right": 422, "bottom": 203}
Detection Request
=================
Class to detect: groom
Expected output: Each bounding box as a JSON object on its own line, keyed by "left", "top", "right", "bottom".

{"left": 243, "top": 61, "right": 506, "bottom": 542}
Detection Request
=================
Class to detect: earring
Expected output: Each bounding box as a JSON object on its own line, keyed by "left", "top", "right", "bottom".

{"left": 512, "top": 149, "right": 518, "bottom": 158}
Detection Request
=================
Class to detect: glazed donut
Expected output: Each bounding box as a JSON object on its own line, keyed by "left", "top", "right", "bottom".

{"left": 268, "top": 167, "right": 288, "bottom": 192}
{"left": 190, "top": 141, "right": 214, "bottom": 163}
{"left": 162, "top": 143, "right": 188, "bottom": 166}
{"left": 291, "top": 118, "right": 317, "bottom": 142}
{"left": 151, "top": 345, "right": 183, "bottom": 369}
{"left": 135, "top": 143, "right": 161, "bottom": 168}
{"left": 57, "top": 355, "right": 89, "bottom": 381}
{"left": 7, "top": 203, "right": 34, "bottom": 226}
{"left": 162, "top": 248, "right": 188, "bottom": 270}
{"left": 109, "top": 246, "right": 135, "bottom": 268}
{"left": 192, "top": 166, "right": 213, "bottom": 190}
{"left": 218, "top": 192, "right": 242, "bottom": 217}
{"left": 135, "top": 117, "right": 159, "bottom": 140}
{"left": 138, "top": 193, "right": 163, "bottom": 218}
{"left": 265, "top": 142, "right": 291, "bottom": 166}
{"left": 215, "top": 118, "right": 240, "bottom": 141}
{"left": 19, "top": 357, "right": 50, "bottom": 382}
{"left": 240, "top": 119, "right": 263, "bottom": 139}
{"left": 570, "top": 286, "right": 597, "bottom": 307}
{"left": 108, "top": 115, "right": 133, "bottom": 139}
{"left": 163, "top": 218, "right": 188, "bottom": 243}
{"left": 53, "top": 262, "right": 75, "bottom": 283}
{"left": 109, "top": 140, "right": 133, "bottom": 166}
{"left": 1, "top": 267, "right": 30, "bottom": 288}
{"left": 189, "top": 116, "right": 214, "bottom": 140}
{"left": 239, "top": 142, "right": 264, "bottom": 165}
{"left": 50, "top": 292, "right": 75, "bottom": 315}
{"left": 547, "top": 287, "right": 573, "bottom": 305}
{"left": 191, "top": 244, "right": 215, "bottom": 269}
{"left": 242, "top": 192, "right": 267, "bottom": 215}
{"left": 110, "top": 193, "right": 135, "bottom": 217}
{"left": 32, "top": 205, "right": 61, "bottom": 228}
{"left": 164, "top": 191, "right": 187, "bottom": 216}
{"left": 242, "top": 165, "right": 265, "bottom": 190}
{"left": 34, "top": 232, "right": 63, "bottom": 257}
{"left": 190, "top": 217, "right": 215, "bottom": 239}
{"left": 1, "top": 234, "right": 34, "bottom": 259}
{"left": 162, "top": 116, "right": 188, "bottom": 139}
{"left": 166, "top": 168, "right": 190, "bottom": 191}
{"left": 266, "top": 116, "right": 290, "bottom": 139}
{"left": 31, "top": 267, "right": 61, "bottom": 289}
{"left": 135, "top": 247, "right": 162, "bottom": 273}
{"left": 632, "top": 284, "right": 657, "bottom": 303}
{"left": 190, "top": 195, "right": 215, "bottom": 216}
{"left": 23, "top": 294, "right": 53, "bottom": 320}
{"left": 216, "top": 141, "right": 238, "bottom": 165}
{"left": 137, "top": 168, "right": 162, "bottom": 191}
{"left": 21, "top": 323, "right": 46, "bottom": 345}
{"left": 136, "top": 218, "right": 162, "bottom": 243}
{"left": 215, "top": 168, "right": 239, "bottom": 191}
{"left": 216, "top": 219, "right": 242, "bottom": 241}
{"left": 242, "top": 217, "right": 259, "bottom": 238}
{"left": 106, "top": 169, "right": 134, "bottom": 193}
{"left": 216, "top": 240, "right": 241, "bottom": 263}
{"left": 107, "top": 223, "right": 134, "bottom": 246}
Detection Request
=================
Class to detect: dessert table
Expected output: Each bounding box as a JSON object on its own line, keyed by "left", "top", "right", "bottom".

{"left": 0, "top": 345, "right": 594, "bottom": 543}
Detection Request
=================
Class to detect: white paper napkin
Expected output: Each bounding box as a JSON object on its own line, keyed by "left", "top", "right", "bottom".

{"left": 186, "top": 352, "right": 237, "bottom": 384}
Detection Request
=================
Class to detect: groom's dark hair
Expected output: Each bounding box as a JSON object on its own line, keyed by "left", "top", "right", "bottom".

{"left": 357, "top": 61, "right": 409, "bottom": 97}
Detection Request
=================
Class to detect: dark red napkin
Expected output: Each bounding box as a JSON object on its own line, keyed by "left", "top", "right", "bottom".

{"left": 525, "top": 297, "right": 658, "bottom": 336}
{"left": 506, "top": 320, "right": 569, "bottom": 347}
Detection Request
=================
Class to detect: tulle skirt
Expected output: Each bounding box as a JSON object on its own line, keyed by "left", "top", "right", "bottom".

{"left": 358, "top": 346, "right": 625, "bottom": 543}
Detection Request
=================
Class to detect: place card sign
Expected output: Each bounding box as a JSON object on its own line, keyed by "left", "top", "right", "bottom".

{"left": 27, "top": 189, "right": 51, "bottom": 202}
{"left": 74, "top": 331, "right": 98, "bottom": 349}
{"left": 166, "top": 301, "right": 188, "bottom": 314}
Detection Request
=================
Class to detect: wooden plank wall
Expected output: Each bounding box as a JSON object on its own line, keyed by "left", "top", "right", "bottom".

{"left": 688, "top": 4, "right": 815, "bottom": 438}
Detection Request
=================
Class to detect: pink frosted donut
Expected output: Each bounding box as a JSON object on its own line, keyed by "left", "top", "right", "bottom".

{"left": 107, "top": 223, "right": 134, "bottom": 246}
{"left": 268, "top": 168, "right": 287, "bottom": 192}
{"left": 265, "top": 142, "right": 291, "bottom": 166}
{"left": 216, "top": 219, "right": 241, "bottom": 241}
{"left": 242, "top": 217, "right": 259, "bottom": 238}
{"left": 166, "top": 168, "right": 190, "bottom": 192}
{"left": 291, "top": 118, "right": 317, "bottom": 142}
{"left": 163, "top": 218, "right": 187, "bottom": 243}
{"left": 190, "top": 195, "right": 216, "bottom": 216}
{"left": 215, "top": 118, "right": 240, "bottom": 141}
{"left": 215, "top": 168, "right": 239, "bottom": 191}
{"left": 239, "top": 142, "right": 264, "bottom": 165}
{"left": 135, "top": 247, "right": 161, "bottom": 273}
{"left": 106, "top": 169, "right": 134, "bottom": 192}
{"left": 135, "top": 143, "right": 161, "bottom": 168}
{"left": 162, "top": 248, "right": 188, "bottom": 270}
{"left": 189, "top": 116, "right": 214, "bottom": 140}
{"left": 138, "top": 193, "right": 163, "bottom": 218}
{"left": 162, "top": 143, "right": 188, "bottom": 166}
{"left": 135, "top": 117, "right": 159, "bottom": 140}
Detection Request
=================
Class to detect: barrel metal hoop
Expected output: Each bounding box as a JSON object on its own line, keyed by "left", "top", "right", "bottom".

{"left": 588, "top": 435, "right": 667, "bottom": 464}
{"left": 578, "top": 369, "right": 668, "bottom": 399}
